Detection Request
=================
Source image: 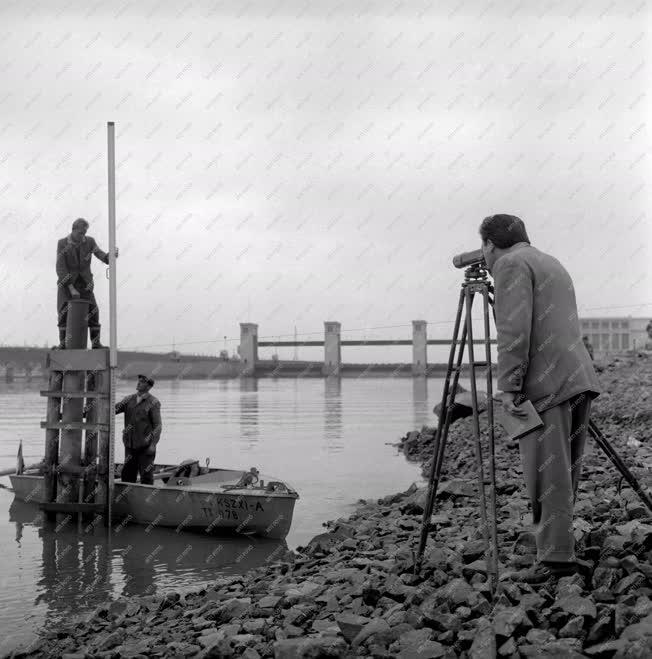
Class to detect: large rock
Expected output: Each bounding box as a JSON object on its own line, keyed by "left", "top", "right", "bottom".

{"left": 437, "top": 479, "right": 478, "bottom": 500}
{"left": 323, "top": 567, "right": 366, "bottom": 586}
{"left": 519, "top": 638, "right": 585, "bottom": 658}
{"left": 493, "top": 606, "right": 533, "bottom": 637}
{"left": 558, "top": 615, "right": 585, "bottom": 638}
{"left": 614, "top": 572, "right": 646, "bottom": 595}
{"left": 351, "top": 618, "right": 391, "bottom": 649}
{"left": 592, "top": 566, "right": 621, "bottom": 590}
{"left": 92, "top": 629, "right": 126, "bottom": 652}
{"left": 334, "top": 614, "right": 370, "bottom": 644}
{"left": 258, "top": 595, "right": 282, "bottom": 610}
{"left": 460, "top": 540, "right": 487, "bottom": 563}
{"left": 305, "top": 529, "right": 355, "bottom": 555}
{"left": 273, "top": 636, "right": 347, "bottom": 658}
{"left": 398, "top": 640, "right": 447, "bottom": 658}
{"left": 583, "top": 639, "right": 630, "bottom": 657}
{"left": 497, "top": 637, "right": 517, "bottom": 656}
{"left": 208, "top": 597, "right": 251, "bottom": 623}
{"left": 621, "top": 612, "right": 652, "bottom": 642}
{"left": 434, "top": 578, "right": 477, "bottom": 607}
{"left": 284, "top": 581, "right": 325, "bottom": 600}
{"left": 398, "top": 628, "right": 434, "bottom": 648}
{"left": 468, "top": 618, "right": 494, "bottom": 659}
{"left": 554, "top": 595, "right": 597, "bottom": 619}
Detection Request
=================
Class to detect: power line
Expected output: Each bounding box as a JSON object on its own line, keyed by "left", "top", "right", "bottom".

{"left": 120, "top": 302, "right": 652, "bottom": 351}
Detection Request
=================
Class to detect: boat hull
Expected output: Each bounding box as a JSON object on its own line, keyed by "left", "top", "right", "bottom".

{"left": 9, "top": 470, "right": 298, "bottom": 540}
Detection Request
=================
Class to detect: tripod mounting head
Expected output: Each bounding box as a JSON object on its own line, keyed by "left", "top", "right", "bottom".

{"left": 452, "top": 248, "right": 491, "bottom": 285}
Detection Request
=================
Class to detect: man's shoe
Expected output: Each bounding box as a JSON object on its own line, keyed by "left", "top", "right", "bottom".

{"left": 90, "top": 328, "right": 104, "bottom": 349}
{"left": 502, "top": 561, "right": 578, "bottom": 584}
{"left": 52, "top": 328, "right": 67, "bottom": 349}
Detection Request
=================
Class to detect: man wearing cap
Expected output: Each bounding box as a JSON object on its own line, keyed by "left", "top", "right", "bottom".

{"left": 115, "top": 375, "right": 162, "bottom": 485}
{"left": 55, "top": 217, "right": 118, "bottom": 349}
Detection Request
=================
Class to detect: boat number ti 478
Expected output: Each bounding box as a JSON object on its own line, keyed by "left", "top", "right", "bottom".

{"left": 200, "top": 497, "right": 265, "bottom": 520}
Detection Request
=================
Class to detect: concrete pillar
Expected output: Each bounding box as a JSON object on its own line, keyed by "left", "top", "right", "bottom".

{"left": 239, "top": 323, "right": 258, "bottom": 376}
{"left": 412, "top": 320, "right": 428, "bottom": 376}
{"left": 323, "top": 322, "right": 341, "bottom": 376}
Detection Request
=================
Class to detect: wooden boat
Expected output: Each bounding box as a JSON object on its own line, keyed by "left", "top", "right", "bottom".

{"left": 9, "top": 461, "right": 299, "bottom": 540}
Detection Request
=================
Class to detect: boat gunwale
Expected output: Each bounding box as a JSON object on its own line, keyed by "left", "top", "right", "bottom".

{"left": 9, "top": 472, "right": 300, "bottom": 500}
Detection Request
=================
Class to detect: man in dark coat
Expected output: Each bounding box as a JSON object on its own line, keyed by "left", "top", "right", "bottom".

{"left": 115, "top": 375, "right": 162, "bottom": 485}
{"left": 480, "top": 214, "right": 601, "bottom": 584}
{"left": 56, "top": 218, "right": 116, "bottom": 349}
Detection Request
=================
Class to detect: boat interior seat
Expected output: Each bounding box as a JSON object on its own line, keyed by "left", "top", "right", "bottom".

{"left": 173, "top": 460, "right": 201, "bottom": 478}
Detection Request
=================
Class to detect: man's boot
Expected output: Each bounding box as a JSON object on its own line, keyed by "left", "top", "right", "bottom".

{"left": 90, "top": 327, "right": 104, "bottom": 349}
{"left": 53, "top": 328, "right": 66, "bottom": 350}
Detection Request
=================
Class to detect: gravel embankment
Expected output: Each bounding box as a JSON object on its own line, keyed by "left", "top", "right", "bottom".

{"left": 11, "top": 355, "right": 652, "bottom": 659}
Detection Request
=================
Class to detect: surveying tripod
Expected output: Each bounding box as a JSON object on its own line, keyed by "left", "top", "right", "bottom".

{"left": 414, "top": 259, "right": 652, "bottom": 595}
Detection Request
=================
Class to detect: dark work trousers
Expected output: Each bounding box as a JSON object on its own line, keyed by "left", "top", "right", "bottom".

{"left": 122, "top": 448, "right": 156, "bottom": 485}
{"left": 518, "top": 392, "right": 593, "bottom": 563}
{"left": 57, "top": 277, "right": 101, "bottom": 329}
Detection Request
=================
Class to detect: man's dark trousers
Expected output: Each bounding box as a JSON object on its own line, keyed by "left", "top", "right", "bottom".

{"left": 122, "top": 448, "right": 156, "bottom": 485}
{"left": 518, "top": 392, "right": 592, "bottom": 563}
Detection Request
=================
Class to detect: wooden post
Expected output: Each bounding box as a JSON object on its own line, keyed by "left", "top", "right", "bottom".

{"left": 84, "top": 371, "right": 98, "bottom": 510}
{"left": 58, "top": 299, "right": 89, "bottom": 507}
{"left": 95, "top": 370, "right": 111, "bottom": 520}
{"left": 43, "top": 368, "right": 63, "bottom": 507}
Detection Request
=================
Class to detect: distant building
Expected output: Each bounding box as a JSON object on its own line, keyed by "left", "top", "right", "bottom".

{"left": 579, "top": 317, "right": 651, "bottom": 355}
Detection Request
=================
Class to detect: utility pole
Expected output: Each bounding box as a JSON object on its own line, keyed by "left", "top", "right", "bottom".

{"left": 294, "top": 325, "right": 298, "bottom": 361}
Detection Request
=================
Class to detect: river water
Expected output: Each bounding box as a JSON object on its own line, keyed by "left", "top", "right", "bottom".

{"left": 0, "top": 376, "right": 446, "bottom": 654}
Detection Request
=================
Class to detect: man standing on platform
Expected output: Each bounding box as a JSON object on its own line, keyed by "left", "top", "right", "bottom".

{"left": 479, "top": 214, "right": 601, "bottom": 584}
{"left": 115, "top": 375, "right": 162, "bottom": 485}
{"left": 55, "top": 218, "right": 117, "bottom": 349}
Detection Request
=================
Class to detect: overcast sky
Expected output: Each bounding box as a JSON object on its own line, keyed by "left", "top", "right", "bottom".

{"left": 1, "top": 0, "right": 650, "bottom": 360}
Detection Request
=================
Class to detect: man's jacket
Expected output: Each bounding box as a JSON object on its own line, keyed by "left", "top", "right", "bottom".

{"left": 492, "top": 242, "right": 601, "bottom": 412}
{"left": 115, "top": 394, "right": 163, "bottom": 451}
{"left": 56, "top": 235, "right": 109, "bottom": 290}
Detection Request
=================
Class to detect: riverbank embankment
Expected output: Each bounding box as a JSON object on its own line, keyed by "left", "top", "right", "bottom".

{"left": 11, "top": 355, "right": 652, "bottom": 658}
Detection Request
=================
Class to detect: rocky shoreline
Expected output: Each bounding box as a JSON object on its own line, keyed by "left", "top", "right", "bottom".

{"left": 10, "top": 355, "right": 652, "bottom": 659}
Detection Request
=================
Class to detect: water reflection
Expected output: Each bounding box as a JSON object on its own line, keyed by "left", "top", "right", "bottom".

{"left": 32, "top": 513, "right": 113, "bottom": 631}
{"left": 324, "top": 377, "right": 343, "bottom": 451}
{"left": 239, "top": 378, "right": 259, "bottom": 446}
{"left": 8, "top": 498, "right": 287, "bottom": 631}
{"left": 412, "top": 377, "right": 430, "bottom": 429}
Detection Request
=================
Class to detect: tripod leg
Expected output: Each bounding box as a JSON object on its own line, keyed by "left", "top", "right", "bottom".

{"left": 415, "top": 287, "right": 468, "bottom": 573}
{"left": 465, "top": 286, "right": 498, "bottom": 595}
{"left": 482, "top": 287, "right": 500, "bottom": 589}
{"left": 589, "top": 420, "right": 652, "bottom": 514}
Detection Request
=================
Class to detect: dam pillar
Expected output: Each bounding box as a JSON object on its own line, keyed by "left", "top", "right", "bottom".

{"left": 323, "top": 321, "right": 341, "bottom": 376}
{"left": 412, "top": 320, "right": 428, "bottom": 376}
{"left": 239, "top": 323, "right": 258, "bottom": 376}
